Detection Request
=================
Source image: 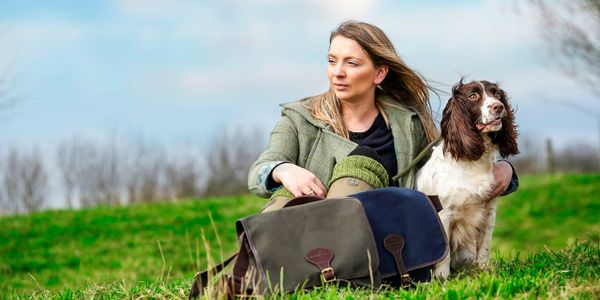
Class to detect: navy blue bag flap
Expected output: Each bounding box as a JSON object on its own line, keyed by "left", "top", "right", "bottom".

{"left": 351, "top": 187, "right": 448, "bottom": 278}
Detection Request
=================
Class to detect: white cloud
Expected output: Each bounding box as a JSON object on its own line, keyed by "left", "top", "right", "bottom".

{"left": 110, "top": 0, "right": 277, "bottom": 51}
{"left": 0, "top": 18, "right": 83, "bottom": 64}
{"left": 309, "top": 0, "right": 379, "bottom": 20}
{"left": 113, "top": 0, "right": 188, "bottom": 19}
{"left": 379, "top": 0, "right": 540, "bottom": 59}
{"left": 148, "top": 60, "right": 326, "bottom": 101}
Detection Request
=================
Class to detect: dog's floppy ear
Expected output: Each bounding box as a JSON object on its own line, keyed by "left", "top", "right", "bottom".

{"left": 441, "top": 81, "right": 485, "bottom": 161}
{"left": 491, "top": 88, "right": 519, "bottom": 158}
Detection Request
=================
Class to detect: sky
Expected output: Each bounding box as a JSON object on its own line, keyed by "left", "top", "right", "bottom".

{"left": 0, "top": 0, "right": 598, "bottom": 152}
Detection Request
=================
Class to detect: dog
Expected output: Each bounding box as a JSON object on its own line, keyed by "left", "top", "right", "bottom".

{"left": 415, "top": 79, "right": 519, "bottom": 279}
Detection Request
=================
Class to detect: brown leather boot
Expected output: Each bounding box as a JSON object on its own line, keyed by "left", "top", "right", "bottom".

{"left": 260, "top": 187, "right": 294, "bottom": 213}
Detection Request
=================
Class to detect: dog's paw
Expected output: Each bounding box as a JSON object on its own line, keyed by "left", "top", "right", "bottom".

{"left": 475, "top": 250, "right": 490, "bottom": 265}
{"left": 475, "top": 257, "right": 487, "bottom": 265}
{"left": 433, "top": 264, "right": 451, "bottom": 280}
{"left": 474, "top": 258, "right": 491, "bottom": 268}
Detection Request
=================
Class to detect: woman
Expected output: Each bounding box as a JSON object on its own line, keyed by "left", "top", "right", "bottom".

{"left": 248, "top": 21, "right": 516, "bottom": 210}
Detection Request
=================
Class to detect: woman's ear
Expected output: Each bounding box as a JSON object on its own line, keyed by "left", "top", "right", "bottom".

{"left": 374, "top": 65, "right": 388, "bottom": 85}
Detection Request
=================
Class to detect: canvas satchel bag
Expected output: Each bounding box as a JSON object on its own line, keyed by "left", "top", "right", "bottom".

{"left": 189, "top": 188, "right": 446, "bottom": 298}
{"left": 231, "top": 196, "right": 381, "bottom": 295}
{"left": 189, "top": 196, "right": 381, "bottom": 298}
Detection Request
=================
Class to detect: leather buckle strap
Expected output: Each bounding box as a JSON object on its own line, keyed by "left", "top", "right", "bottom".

{"left": 383, "top": 234, "right": 415, "bottom": 288}
{"left": 427, "top": 195, "right": 443, "bottom": 212}
{"left": 305, "top": 248, "right": 337, "bottom": 283}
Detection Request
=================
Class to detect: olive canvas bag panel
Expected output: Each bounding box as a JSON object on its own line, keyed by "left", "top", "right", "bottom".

{"left": 189, "top": 196, "right": 381, "bottom": 298}
{"left": 232, "top": 196, "right": 381, "bottom": 295}
{"left": 350, "top": 187, "right": 448, "bottom": 286}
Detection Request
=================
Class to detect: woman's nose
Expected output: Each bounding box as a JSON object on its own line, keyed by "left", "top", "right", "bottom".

{"left": 333, "top": 64, "right": 345, "bottom": 77}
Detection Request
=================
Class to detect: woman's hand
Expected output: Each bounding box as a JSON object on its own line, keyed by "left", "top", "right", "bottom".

{"left": 272, "top": 163, "right": 327, "bottom": 197}
{"left": 488, "top": 160, "right": 513, "bottom": 200}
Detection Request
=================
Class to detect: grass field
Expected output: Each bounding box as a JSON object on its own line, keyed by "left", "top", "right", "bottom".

{"left": 1, "top": 173, "right": 599, "bottom": 299}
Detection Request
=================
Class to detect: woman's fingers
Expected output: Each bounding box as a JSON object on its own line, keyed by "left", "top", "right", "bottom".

{"left": 273, "top": 163, "right": 327, "bottom": 197}
{"left": 489, "top": 161, "right": 513, "bottom": 199}
{"left": 309, "top": 180, "right": 327, "bottom": 197}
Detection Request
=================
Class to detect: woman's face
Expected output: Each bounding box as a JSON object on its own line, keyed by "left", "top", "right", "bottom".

{"left": 327, "top": 35, "right": 386, "bottom": 103}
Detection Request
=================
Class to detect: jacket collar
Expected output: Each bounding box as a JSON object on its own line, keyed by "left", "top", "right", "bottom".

{"left": 280, "top": 93, "right": 417, "bottom": 130}
{"left": 280, "top": 96, "right": 330, "bottom": 129}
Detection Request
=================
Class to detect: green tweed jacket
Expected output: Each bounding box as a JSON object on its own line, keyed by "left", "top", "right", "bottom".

{"left": 247, "top": 93, "right": 430, "bottom": 198}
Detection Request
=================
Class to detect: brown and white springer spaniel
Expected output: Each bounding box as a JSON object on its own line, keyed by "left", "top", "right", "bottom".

{"left": 416, "top": 79, "right": 519, "bottom": 279}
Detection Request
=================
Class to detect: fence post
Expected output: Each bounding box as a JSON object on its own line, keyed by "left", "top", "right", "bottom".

{"left": 598, "top": 119, "right": 600, "bottom": 171}
{"left": 546, "top": 138, "right": 555, "bottom": 174}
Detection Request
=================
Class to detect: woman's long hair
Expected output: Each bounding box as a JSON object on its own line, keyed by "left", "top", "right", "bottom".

{"left": 310, "top": 20, "right": 439, "bottom": 142}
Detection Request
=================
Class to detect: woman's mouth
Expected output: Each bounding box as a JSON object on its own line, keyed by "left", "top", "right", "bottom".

{"left": 333, "top": 83, "right": 349, "bottom": 90}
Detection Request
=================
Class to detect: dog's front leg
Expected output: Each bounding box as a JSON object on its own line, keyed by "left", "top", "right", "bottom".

{"left": 476, "top": 197, "right": 499, "bottom": 264}
{"left": 434, "top": 210, "right": 452, "bottom": 279}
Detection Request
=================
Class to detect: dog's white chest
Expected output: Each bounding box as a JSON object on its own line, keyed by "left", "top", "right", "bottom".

{"left": 416, "top": 144, "right": 495, "bottom": 203}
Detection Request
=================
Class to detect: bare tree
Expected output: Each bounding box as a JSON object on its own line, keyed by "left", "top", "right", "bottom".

{"left": 97, "top": 138, "right": 122, "bottom": 204}
{"left": 511, "top": 134, "right": 600, "bottom": 174}
{"left": 555, "top": 141, "right": 600, "bottom": 172}
{"left": 529, "top": 0, "right": 600, "bottom": 93}
{"left": 139, "top": 161, "right": 162, "bottom": 202}
{"left": 526, "top": 0, "right": 600, "bottom": 162}
{"left": 81, "top": 138, "right": 122, "bottom": 206}
{"left": 0, "top": 153, "right": 6, "bottom": 213}
{"left": 69, "top": 140, "right": 96, "bottom": 208}
{"left": 511, "top": 134, "right": 545, "bottom": 174}
{"left": 56, "top": 138, "right": 84, "bottom": 208}
{"left": 56, "top": 137, "right": 124, "bottom": 208}
{"left": 204, "top": 127, "right": 265, "bottom": 196}
{"left": 164, "top": 155, "right": 201, "bottom": 200}
{"left": 124, "top": 139, "right": 165, "bottom": 203}
{"left": 1, "top": 148, "right": 48, "bottom": 213}
{"left": 57, "top": 136, "right": 173, "bottom": 207}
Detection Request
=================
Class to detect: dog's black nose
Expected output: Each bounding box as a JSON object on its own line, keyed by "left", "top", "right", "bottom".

{"left": 490, "top": 102, "right": 504, "bottom": 113}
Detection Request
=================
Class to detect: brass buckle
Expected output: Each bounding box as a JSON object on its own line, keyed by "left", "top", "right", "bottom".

{"left": 400, "top": 273, "right": 414, "bottom": 287}
{"left": 321, "top": 267, "right": 336, "bottom": 283}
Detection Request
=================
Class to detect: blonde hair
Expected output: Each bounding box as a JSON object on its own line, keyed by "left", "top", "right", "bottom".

{"left": 309, "top": 20, "right": 439, "bottom": 142}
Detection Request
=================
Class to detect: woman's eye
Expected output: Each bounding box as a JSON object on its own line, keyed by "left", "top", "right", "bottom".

{"left": 348, "top": 60, "right": 358, "bottom": 66}
{"left": 468, "top": 94, "right": 478, "bottom": 101}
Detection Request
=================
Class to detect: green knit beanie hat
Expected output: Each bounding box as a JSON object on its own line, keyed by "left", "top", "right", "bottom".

{"left": 328, "top": 155, "right": 389, "bottom": 189}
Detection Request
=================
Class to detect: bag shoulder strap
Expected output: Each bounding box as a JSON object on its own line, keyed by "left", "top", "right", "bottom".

{"left": 230, "top": 234, "right": 253, "bottom": 295}
{"left": 283, "top": 195, "right": 324, "bottom": 208}
{"left": 189, "top": 253, "right": 238, "bottom": 299}
{"left": 392, "top": 136, "right": 441, "bottom": 182}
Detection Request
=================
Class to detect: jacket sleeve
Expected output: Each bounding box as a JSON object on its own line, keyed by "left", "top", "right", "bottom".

{"left": 247, "top": 115, "right": 300, "bottom": 198}
{"left": 500, "top": 160, "right": 519, "bottom": 196}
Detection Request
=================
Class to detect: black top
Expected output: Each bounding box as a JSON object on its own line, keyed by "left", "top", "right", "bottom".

{"left": 349, "top": 113, "right": 398, "bottom": 186}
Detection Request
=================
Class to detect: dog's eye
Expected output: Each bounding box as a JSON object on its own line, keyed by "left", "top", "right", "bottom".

{"left": 468, "top": 93, "right": 479, "bottom": 101}
{"left": 494, "top": 92, "right": 502, "bottom": 99}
